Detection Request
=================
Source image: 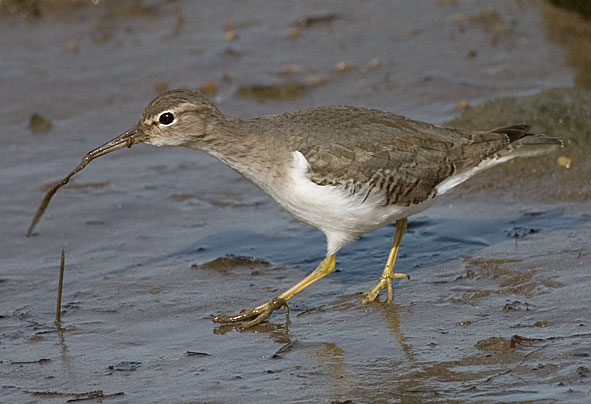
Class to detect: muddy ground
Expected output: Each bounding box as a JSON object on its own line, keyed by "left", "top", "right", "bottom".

{"left": 1, "top": 1, "right": 590, "bottom": 403}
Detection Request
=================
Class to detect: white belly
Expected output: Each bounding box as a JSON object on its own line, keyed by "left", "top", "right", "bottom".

{"left": 254, "top": 151, "right": 517, "bottom": 255}
{"left": 270, "top": 151, "right": 432, "bottom": 254}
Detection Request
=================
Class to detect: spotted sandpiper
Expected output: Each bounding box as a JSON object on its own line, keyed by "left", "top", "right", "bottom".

{"left": 28, "top": 89, "right": 561, "bottom": 329}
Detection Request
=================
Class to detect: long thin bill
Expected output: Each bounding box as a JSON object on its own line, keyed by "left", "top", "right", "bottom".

{"left": 26, "top": 126, "right": 140, "bottom": 237}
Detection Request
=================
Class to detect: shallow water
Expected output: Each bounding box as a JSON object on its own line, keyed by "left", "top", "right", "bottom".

{"left": 1, "top": 1, "right": 590, "bottom": 403}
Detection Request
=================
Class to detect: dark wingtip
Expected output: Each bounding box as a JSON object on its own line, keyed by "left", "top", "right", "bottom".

{"left": 490, "top": 124, "right": 532, "bottom": 142}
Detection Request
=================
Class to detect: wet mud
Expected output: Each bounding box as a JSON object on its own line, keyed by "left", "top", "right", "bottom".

{"left": 1, "top": 1, "right": 590, "bottom": 403}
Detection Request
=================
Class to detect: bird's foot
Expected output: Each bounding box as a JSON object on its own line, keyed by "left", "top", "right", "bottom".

{"left": 361, "top": 272, "right": 410, "bottom": 304}
{"left": 212, "top": 296, "right": 288, "bottom": 330}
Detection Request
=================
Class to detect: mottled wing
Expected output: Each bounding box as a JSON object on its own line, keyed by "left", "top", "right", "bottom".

{"left": 295, "top": 109, "right": 535, "bottom": 206}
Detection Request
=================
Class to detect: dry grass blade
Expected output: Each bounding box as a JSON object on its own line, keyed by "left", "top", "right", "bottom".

{"left": 26, "top": 126, "right": 138, "bottom": 236}
{"left": 26, "top": 154, "right": 94, "bottom": 237}
{"left": 56, "top": 249, "right": 65, "bottom": 325}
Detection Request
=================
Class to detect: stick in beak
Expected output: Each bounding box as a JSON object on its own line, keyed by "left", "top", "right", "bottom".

{"left": 26, "top": 126, "right": 140, "bottom": 237}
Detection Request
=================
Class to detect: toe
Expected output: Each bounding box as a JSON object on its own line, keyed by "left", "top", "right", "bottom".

{"left": 212, "top": 297, "right": 287, "bottom": 327}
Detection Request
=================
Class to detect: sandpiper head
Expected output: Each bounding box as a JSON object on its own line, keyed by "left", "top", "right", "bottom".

{"left": 26, "top": 90, "right": 224, "bottom": 236}
{"left": 85, "top": 90, "right": 222, "bottom": 161}
{"left": 136, "top": 89, "right": 222, "bottom": 147}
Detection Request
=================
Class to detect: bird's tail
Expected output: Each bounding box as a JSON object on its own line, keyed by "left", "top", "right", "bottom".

{"left": 491, "top": 124, "right": 563, "bottom": 158}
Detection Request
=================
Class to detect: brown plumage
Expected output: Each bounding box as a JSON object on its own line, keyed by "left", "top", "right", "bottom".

{"left": 27, "top": 89, "right": 562, "bottom": 330}
{"left": 247, "top": 107, "right": 560, "bottom": 206}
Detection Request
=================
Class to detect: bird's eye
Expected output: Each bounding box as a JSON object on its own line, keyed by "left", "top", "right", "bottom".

{"left": 158, "top": 112, "right": 175, "bottom": 125}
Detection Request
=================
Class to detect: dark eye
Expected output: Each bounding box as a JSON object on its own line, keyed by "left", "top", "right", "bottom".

{"left": 158, "top": 112, "right": 174, "bottom": 125}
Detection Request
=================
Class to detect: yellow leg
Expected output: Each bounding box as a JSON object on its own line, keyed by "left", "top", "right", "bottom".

{"left": 213, "top": 254, "right": 336, "bottom": 329}
{"left": 362, "top": 218, "right": 410, "bottom": 304}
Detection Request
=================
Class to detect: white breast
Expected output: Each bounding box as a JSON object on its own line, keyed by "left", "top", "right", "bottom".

{"left": 271, "top": 151, "right": 432, "bottom": 255}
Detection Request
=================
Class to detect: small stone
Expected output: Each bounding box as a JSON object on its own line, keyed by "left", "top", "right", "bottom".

{"left": 108, "top": 361, "right": 141, "bottom": 372}
{"left": 278, "top": 64, "right": 306, "bottom": 76}
{"left": 556, "top": 155, "right": 572, "bottom": 169}
{"left": 458, "top": 100, "right": 470, "bottom": 110}
{"left": 336, "top": 61, "right": 353, "bottom": 72}
{"left": 223, "top": 20, "right": 235, "bottom": 32}
{"left": 200, "top": 80, "right": 217, "bottom": 96}
{"left": 287, "top": 28, "right": 301, "bottom": 39}
{"left": 174, "top": 15, "right": 185, "bottom": 34}
{"left": 295, "top": 13, "right": 337, "bottom": 27}
{"left": 237, "top": 82, "right": 307, "bottom": 100}
{"left": 186, "top": 351, "right": 211, "bottom": 357}
{"left": 369, "top": 58, "right": 381, "bottom": 68}
{"left": 154, "top": 82, "right": 168, "bottom": 94}
{"left": 223, "top": 47, "right": 240, "bottom": 56}
{"left": 223, "top": 30, "right": 238, "bottom": 41}
{"left": 475, "top": 336, "right": 512, "bottom": 350}
{"left": 30, "top": 114, "right": 52, "bottom": 134}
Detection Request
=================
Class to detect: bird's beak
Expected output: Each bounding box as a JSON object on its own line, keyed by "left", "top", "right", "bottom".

{"left": 88, "top": 125, "right": 144, "bottom": 158}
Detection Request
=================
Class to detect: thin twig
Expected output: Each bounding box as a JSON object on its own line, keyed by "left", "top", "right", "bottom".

{"left": 26, "top": 155, "right": 93, "bottom": 237}
{"left": 26, "top": 126, "right": 136, "bottom": 236}
{"left": 56, "top": 249, "right": 65, "bottom": 325}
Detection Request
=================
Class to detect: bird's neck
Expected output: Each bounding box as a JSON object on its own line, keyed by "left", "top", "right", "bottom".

{"left": 184, "top": 114, "right": 288, "bottom": 190}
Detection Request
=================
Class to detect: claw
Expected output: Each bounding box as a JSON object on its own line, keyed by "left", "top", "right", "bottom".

{"left": 362, "top": 272, "right": 410, "bottom": 304}
{"left": 362, "top": 218, "right": 409, "bottom": 304}
{"left": 211, "top": 254, "right": 336, "bottom": 331}
{"left": 213, "top": 297, "right": 288, "bottom": 330}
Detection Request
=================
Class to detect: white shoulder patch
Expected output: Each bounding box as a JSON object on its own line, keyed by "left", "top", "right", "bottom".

{"left": 280, "top": 151, "right": 416, "bottom": 254}
{"left": 292, "top": 150, "right": 311, "bottom": 176}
